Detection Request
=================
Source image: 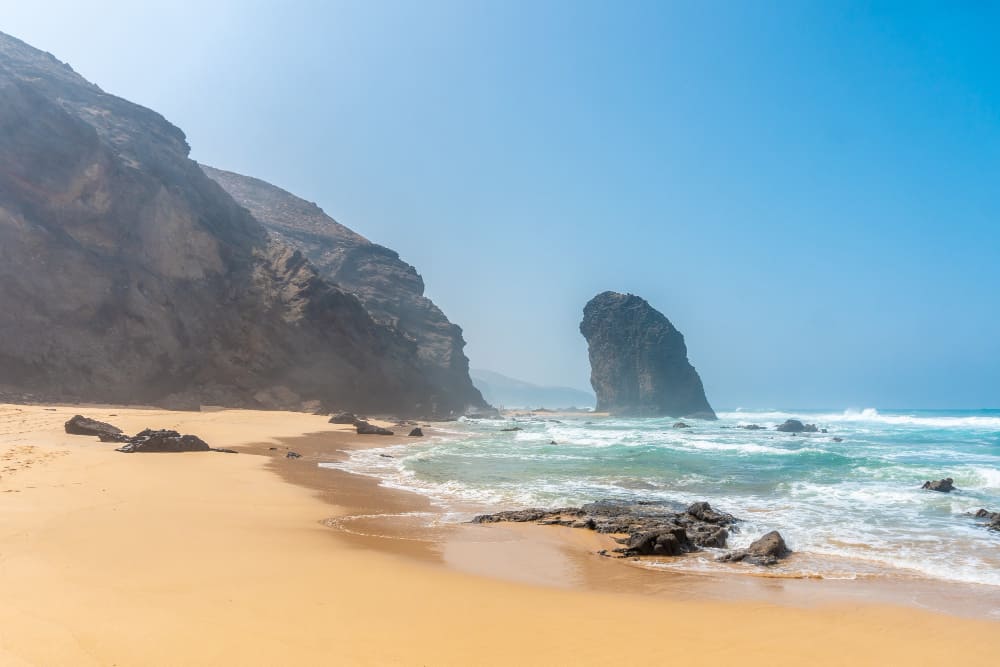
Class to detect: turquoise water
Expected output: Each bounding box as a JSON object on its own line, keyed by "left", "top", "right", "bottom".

{"left": 327, "top": 409, "right": 1000, "bottom": 587}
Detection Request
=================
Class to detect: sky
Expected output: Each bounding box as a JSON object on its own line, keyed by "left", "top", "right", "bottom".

{"left": 4, "top": 1, "right": 999, "bottom": 408}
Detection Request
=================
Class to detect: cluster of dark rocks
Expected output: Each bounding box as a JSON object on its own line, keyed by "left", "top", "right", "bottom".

{"left": 63, "top": 416, "right": 233, "bottom": 454}
{"left": 473, "top": 499, "right": 790, "bottom": 566}
{"left": 329, "top": 411, "right": 423, "bottom": 437}
{"left": 971, "top": 509, "right": 1000, "bottom": 531}
{"left": 775, "top": 419, "right": 828, "bottom": 433}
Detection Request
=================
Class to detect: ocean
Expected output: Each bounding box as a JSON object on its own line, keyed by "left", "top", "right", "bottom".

{"left": 325, "top": 408, "right": 1000, "bottom": 588}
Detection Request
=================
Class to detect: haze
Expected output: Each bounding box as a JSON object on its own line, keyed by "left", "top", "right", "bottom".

{"left": 7, "top": 0, "right": 998, "bottom": 408}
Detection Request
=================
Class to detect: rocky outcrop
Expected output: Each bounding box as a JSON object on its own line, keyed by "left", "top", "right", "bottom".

{"left": 329, "top": 412, "right": 360, "bottom": 425}
{"left": 64, "top": 415, "right": 125, "bottom": 440}
{"left": 972, "top": 509, "right": 1000, "bottom": 531}
{"left": 408, "top": 427, "right": 424, "bottom": 437}
{"left": 718, "top": 531, "right": 790, "bottom": 566}
{"left": 776, "top": 419, "right": 818, "bottom": 433}
{"left": 579, "top": 292, "right": 716, "bottom": 419}
{"left": 922, "top": 478, "right": 955, "bottom": 492}
{"left": 473, "top": 500, "right": 737, "bottom": 558}
{"left": 200, "top": 165, "right": 488, "bottom": 417}
{"left": 115, "top": 429, "right": 211, "bottom": 453}
{"left": 355, "top": 421, "right": 394, "bottom": 436}
{"left": 0, "top": 31, "right": 439, "bottom": 415}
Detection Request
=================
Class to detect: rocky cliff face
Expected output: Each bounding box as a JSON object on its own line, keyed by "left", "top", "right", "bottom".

{"left": 579, "top": 292, "right": 716, "bottom": 419}
{"left": 200, "top": 166, "right": 487, "bottom": 414}
{"left": 0, "top": 31, "right": 444, "bottom": 415}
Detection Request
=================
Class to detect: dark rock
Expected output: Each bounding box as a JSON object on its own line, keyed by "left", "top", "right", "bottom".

{"left": 739, "top": 424, "right": 765, "bottom": 430}
{"left": 64, "top": 415, "right": 124, "bottom": 439}
{"left": 922, "top": 478, "right": 955, "bottom": 492}
{"left": 286, "top": 451, "right": 302, "bottom": 459}
{"left": 549, "top": 440, "right": 558, "bottom": 445}
{"left": 832, "top": 437, "right": 843, "bottom": 443}
{"left": 972, "top": 509, "right": 1000, "bottom": 531}
{"left": 329, "top": 412, "right": 359, "bottom": 425}
{"left": 356, "top": 421, "right": 394, "bottom": 436}
{"left": 473, "top": 499, "right": 739, "bottom": 558}
{"left": 579, "top": 291, "right": 716, "bottom": 419}
{"left": 116, "top": 429, "right": 211, "bottom": 453}
{"left": 673, "top": 422, "right": 691, "bottom": 429}
{"left": 775, "top": 419, "right": 818, "bottom": 433}
{"left": 500, "top": 426, "right": 522, "bottom": 432}
{"left": 213, "top": 448, "right": 238, "bottom": 454}
{"left": 718, "top": 530, "right": 790, "bottom": 566}
{"left": 408, "top": 427, "right": 424, "bottom": 437}
{"left": 379, "top": 453, "right": 394, "bottom": 458}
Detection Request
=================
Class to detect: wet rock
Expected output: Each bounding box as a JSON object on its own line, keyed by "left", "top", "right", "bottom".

{"left": 972, "top": 509, "right": 1000, "bottom": 531}
{"left": 775, "top": 419, "right": 818, "bottom": 433}
{"left": 286, "top": 451, "right": 302, "bottom": 459}
{"left": 832, "top": 437, "right": 844, "bottom": 443}
{"left": 356, "top": 421, "right": 395, "bottom": 436}
{"left": 64, "top": 415, "right": 125, "bottom": 440}
{"left": 473, "top": 499, "right": 739, "bottom": 558}
{"left": 673, "top": 422, "right": 691, "bottom": 429}
{"left": 213, "top": 448, "right": 238, "bottom": 454}
{"left": 408, "top": 427, "right": 424, "bottom": 437}
{"left": 116, "top": 429, "right": 211, "bottom": 453}
{"left": 329, "top": 412, "right": 360, "bottom": 425}
{"left": 718, "top": 530, "right": 790, "bottom": 566}
{"left": 500, "top": 426, "right": 522, "bottom": 432}
{"left": 922, "top": 478, "right": 955, "bottom": 492}
{"left": 739, "top": 424, "right": 765, "bottom": 430}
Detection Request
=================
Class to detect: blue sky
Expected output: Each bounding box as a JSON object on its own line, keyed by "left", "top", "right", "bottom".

{"left": 5, "top": 1, "right": 999, "bottom": 408}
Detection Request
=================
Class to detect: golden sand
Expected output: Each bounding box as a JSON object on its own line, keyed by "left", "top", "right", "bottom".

{"left": 0, "top": 404, "right": 997, "bottom": 666}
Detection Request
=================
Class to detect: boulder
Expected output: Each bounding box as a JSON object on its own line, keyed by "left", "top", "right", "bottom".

{"left": 922, "top": 478, "right": 955, "bottom": 492}
{"left": 116, "top": 429, "right": 211, "bottom": 453}
{"left": 673, "top": 422, "right": 691, "bottom": 429}
{"left": 64, "top": 415, "right": 124, "bottom": 439}
{"left": 775, "top": 419, "right": 818, "bottom": 433}
{"left": 579, "top": 291, "right": 716, "bottom": 419}
{"left": 718, "top": 530, "right": 790, "bottom": 566}
{"left": 286, "top": 451, "right": 302, "bottom": 459}
{"left": 356, "top": 421, "right": 395, "bottom": 436}
{"left": 408, "top": 427, "right": 424, "bottom": 437}
{"left": 329, "top": 412, "right": 360, "bottom": 425}
{"left": 739, "top": 424, "right": 765, "bottom": 430}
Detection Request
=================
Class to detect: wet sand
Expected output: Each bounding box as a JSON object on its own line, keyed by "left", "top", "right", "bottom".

{"left": 1, "top": 403, "right": 998, "bottom": 665}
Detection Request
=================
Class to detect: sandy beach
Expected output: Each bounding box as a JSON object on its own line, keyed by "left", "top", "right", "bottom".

{"left": 1, "top": 404, "right": 998, "bottom": 666}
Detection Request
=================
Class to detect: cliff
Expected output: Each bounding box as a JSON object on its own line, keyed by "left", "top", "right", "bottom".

{"left": 0, "top": 31, "right": 444, "bottom": 415}
{"left": 200, "top": 165, "right": 487, "bottom": 415}
{"left": 579, "top": 292, "right": 716, "bottom": 419}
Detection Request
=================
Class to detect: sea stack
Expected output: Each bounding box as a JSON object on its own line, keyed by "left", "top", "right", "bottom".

{"left": 579, "top": 292, "right": 716, "bottom": 419}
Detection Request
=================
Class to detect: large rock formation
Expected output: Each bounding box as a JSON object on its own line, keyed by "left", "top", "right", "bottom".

{"left": 200, "top": 166, "right": 487, "bottom": 416}
{"left": 0, "top": 31, "right": 446, "bottom": 415}
{"left": 579, "top": 292, "right": 716, "bottom": 419}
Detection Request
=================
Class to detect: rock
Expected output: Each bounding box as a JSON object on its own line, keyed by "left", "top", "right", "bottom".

{"left": 201, "top": 165, "right": 491, "bottom": 417}
{"left": 64, "top": 415, "right": 125, "bottom": 439}
{"left": 379, "top": 453, "right": 394, "bottom": 458}
{"left": 579, "top": 291, "right": 716, "bottom": 419}
{"left": 739, "top": 424, "right": 765, "bottom": 430}
{"left": 473, "top": 499, "right": 740, "bottom": 558}
{"left": 355, "top": 421, "right": 394, "bottom": 436}
{"left": 673, "top": 422, "right": 690, "bottom": 429}
{"left": 213, "top": 448, "right": 238, "bottom": 454}
{"left": 832, "top": 437, "right": 844, "bottom": 443}
{"left": 718, "top": 530, "right": 790, "bottom": 566}
{"left": 286, "top": 451, "right": 302, "bottom": 459}
{"left": 549, "top": 440, "right": 558, "bottom": 445}
{"left": 972, "top": 509, "right": 1000, "bottom": 531}
{"left": 329, "top": 412, "right": 360, "bottom": 425}
{"left": 0, "top": 31, "right": 476, "bottom": 417}
{"left": 115, "top": 429, "right": 211, "bottom": 453}
{"left": 408, "top": 427, "right": 424, "bottom": 437}
{"left": 500, "top": 426, "right": 522, "bottom": 432}
{"left": 922, "top": 478, "right": 955, "bottom": 492}
{"left": 775, "top": 419, "right": 818, "bottom": 433}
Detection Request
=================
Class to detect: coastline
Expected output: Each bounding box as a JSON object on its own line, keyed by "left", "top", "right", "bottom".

{"left": 1, "top": 404, "right": 998, "bottom": 665}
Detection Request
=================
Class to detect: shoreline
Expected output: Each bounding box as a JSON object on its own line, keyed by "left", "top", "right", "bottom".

{"left": 1, "top": 403, "right": 999, "bottom": 665}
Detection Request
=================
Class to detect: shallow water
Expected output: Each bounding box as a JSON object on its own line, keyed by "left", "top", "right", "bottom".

{"left": 325, "top": 408, "right": 1000, "bottom": 589}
